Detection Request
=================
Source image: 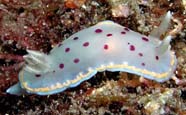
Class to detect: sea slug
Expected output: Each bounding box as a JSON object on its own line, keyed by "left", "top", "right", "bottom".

{"left": 7, "top": 11, "right": 177, "bottom": 95}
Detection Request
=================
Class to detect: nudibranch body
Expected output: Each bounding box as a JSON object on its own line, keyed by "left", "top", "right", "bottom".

{"left": 7, "top": 12, "right": 177, "bottom": 95}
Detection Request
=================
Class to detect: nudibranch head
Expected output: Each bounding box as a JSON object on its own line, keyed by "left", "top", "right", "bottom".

{"left": 7, "top": 12, "right": 177, "bottom": 95}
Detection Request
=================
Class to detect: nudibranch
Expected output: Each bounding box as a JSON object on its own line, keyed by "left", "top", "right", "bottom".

{"left": 7, "top": 11, "right": 177, "bottom": 95}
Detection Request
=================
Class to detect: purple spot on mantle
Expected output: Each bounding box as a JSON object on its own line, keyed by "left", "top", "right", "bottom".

{"left": 142, "top": 37, "right": 149, "bottom": 42}
{"left": 104, "top": 44, "right": 109, "bottom": 50}
{"left": 141, "top": 63, "right": 145, "bottom": 66}
{"left": 124, "top": 27, "right": 129, "bottom": 31}
{"left": 65, "top": 47, "right": 70, "bottom": 52}
{"left": 130, "top": 45, "right": 135, "bottom": 51}
{"left": 95, "top": 29, "right": 102, "bottom": 33}
{"left": 156, "top": 56, "right": 159, "bottom": 60}
{"left": 106, "top": 33, "right": 112, "bottom": 37}
{"left": 74, "top": 58, "right": 80, "bottom": 63}
{"left": 83, "top": 42, "right": 89, "bottom": 47}
{"left": 59, "top": 63, "right": 64, "bottom": 69}
{"left": 58, "top": 43, "right": 62, "bottom": 47}
{"left": 121, "top": 31, "right": 126, "bottom": 34}
{"left": 35, "top": 74, "right": 41, "bottom": 77}
{"left": 73, "top": 37, "right": 79, "bottom": 40}
{"left": 138, "top": 53, "right": 143, "bottom": 57}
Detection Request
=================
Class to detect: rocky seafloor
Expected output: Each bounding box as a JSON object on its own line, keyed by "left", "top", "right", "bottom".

{"left": 0, "top": 0, "right": 186, "bottom": 115}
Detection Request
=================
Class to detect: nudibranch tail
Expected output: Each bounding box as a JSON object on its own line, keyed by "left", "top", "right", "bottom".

{"left": 149, "top": 11, "right": 172, "bottom": 38}
{"left": 6, "top": 83, "right": 27, "bottom": 96}
{"left": 23, "top": 50, "right": 52, "bottom": 74}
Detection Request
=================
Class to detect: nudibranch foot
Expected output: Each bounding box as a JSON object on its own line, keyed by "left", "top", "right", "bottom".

{"left": 7, "top": 11, "right": 177, "bottom": 95}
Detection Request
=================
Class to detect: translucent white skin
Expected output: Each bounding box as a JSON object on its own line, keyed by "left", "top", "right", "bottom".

{"left": 7, "top": 20, "right": 177, "bottom": 95}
